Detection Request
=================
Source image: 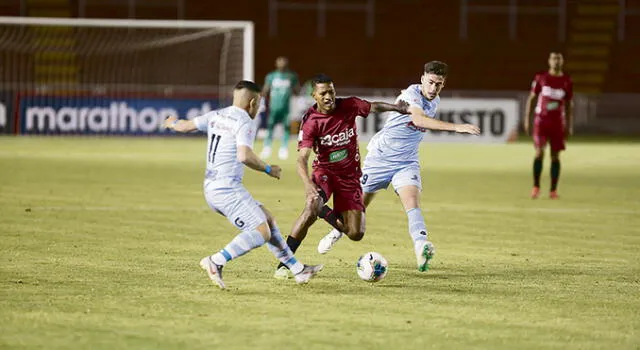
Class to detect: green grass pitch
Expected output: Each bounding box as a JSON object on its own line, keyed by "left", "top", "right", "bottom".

{"left": 1, "top": 137, "right": 639, "bottom": 349}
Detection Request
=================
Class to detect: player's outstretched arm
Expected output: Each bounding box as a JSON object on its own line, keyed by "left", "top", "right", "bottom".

{"left": 237, "top": 145, "right": 281, "bottom": 179}
{"left": 408, "top": 105, "right": 480, "bottom": 134}
{"left": 524, "top": 92, "right": 538, "bottom": 135}
{"left": 370, "top": 100, "right": 410, "bottom": 114}
{"left": 163, "top": 116, "right": 198, "bottom": 133}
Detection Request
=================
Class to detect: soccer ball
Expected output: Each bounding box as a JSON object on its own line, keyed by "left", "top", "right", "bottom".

{"left": 356, "top": 252, "right": 388, "bottom": 282}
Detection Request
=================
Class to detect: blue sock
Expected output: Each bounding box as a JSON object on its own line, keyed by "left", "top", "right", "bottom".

{"left": 266, "top": 224, "right": 304, "bottom": 274}
{"left": 212, "top": 230, "right": 266, "bottom": 266}
{"left": 406, "top": 208, "right": 428, "bottom": 246}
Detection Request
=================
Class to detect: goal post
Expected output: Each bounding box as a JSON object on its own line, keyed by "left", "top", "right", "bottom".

{"left": 0, "top": 16, "right": 254, "bottom": 134}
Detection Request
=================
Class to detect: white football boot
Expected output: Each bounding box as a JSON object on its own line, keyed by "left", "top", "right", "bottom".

{"left": 293, "top": 264, "right": 324, "bottom": 284}
{"left": 317, "top": 229, "right": 343, "bottom": 254}
{"left": 199, "top": 256, "right": 226, "bottom": 289}
{"left": 416, "top": 240, "right": 436, "bottom": 272}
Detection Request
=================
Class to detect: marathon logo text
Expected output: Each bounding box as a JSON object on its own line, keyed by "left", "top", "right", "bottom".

{"left": 19, "top": 98, "right": 216, "bottom": 134}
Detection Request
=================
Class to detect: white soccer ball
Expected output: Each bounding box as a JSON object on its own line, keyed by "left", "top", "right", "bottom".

{"left": 356, "top": 252, "right": 388, "bottom": 282}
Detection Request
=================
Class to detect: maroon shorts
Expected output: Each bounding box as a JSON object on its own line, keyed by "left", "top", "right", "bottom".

{"left": 312, "top": 168, "right": 364, "bottom": 213}
{"left": 533, "top": 119, "right": 566, "bottom": 152}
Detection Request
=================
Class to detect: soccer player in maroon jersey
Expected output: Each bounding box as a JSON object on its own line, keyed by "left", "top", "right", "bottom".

{"left": 524, "top": 52, "right": 574, "bottom": 199}
{"left": 273, "top": 74, "right": 409, "bottom": 279}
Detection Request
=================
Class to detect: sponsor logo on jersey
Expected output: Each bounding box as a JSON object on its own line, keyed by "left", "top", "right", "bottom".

{"left": 212, "top": 116, "right": 236, "bottom": 132}
{"left": 320, "top": 127, "right": 355, "bottom": 147}
{"left": 546, "top": 101, "right": 560, "bottom": 111}
{"left": 328, "top": 149, "right": 348, "bottom": 163}
{"left": 271, "top": 78, "right": 292, "bottom": 89}
{"left": 541, "top": 86, "right": 566, "bottom": 100}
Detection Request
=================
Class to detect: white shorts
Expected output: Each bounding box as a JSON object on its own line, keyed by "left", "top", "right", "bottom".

{"left": 204, "top": 182, "right": 266, "bottom": 231}
{"left": 360, "top": 156, "right": 422, "bottom": 193}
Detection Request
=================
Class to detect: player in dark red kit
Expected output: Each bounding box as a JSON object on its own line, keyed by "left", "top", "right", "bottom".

{"left": 524, "top": 52, "right": 574, "bottom": 199}
{"left": 274, "top": 74, "right": 409, "bottom": 279}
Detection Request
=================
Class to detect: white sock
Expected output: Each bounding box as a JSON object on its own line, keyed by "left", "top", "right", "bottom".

{"left": 406, "top": 208, "right": 428, "bottom": 248}
{"left": 265, "top": 224, "right": 304, "bottom": 274}
{"left": 211, "top": 229, "right": 266, "bottom": 266}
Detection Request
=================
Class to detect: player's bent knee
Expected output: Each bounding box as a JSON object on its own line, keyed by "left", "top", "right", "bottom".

{"left": 346, "top": 229, "right": 364, "bottom": 241}
{"left": 345, "top": 221, "right": 365, "bottom": 241}
{"left": 260, "top": 207, "right": 276, "bottom": 228}
{"left": 255, "top": 222, "right": 272, "bottom": 241}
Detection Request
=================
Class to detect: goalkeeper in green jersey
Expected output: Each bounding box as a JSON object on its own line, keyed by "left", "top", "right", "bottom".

{"left": 259, "top": 56, "right": 300, "bottom": 160}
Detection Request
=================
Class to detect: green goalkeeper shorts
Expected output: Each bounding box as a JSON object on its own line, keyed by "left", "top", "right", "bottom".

{"left": 267, "top": 108, "right": 289, "bottom": 128}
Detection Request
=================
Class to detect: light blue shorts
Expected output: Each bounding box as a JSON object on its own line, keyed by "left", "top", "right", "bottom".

{"left": 360, "top": 155, "right": 422, "bottom": 193}
{"left": 204, "top": 182, "right": 266, "bottom": 231}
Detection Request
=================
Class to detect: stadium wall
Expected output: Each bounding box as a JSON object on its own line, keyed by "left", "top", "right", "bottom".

{"left": 3, "top": 0, "right": 636, "bottom": 92}
{"left": 113, "top": 0, "right": 639, "bottom": 94}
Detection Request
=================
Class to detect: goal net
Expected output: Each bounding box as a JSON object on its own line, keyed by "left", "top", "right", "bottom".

{"left": 0, "top": 17, "right": 253, "bottom": 134}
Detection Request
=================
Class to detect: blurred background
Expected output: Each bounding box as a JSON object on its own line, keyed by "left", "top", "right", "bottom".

{"left": 0, "top": 0, "right": 639, "bottom": 139}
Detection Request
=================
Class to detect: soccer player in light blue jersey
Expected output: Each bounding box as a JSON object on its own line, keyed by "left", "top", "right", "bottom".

{"left": 317, "top": 61, "right": 480, "bottom": 272}
{"left": 164, "top": 80, "right": 322, "bottom": 289}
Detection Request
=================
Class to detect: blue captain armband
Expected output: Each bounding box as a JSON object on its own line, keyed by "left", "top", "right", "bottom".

{"left": 265, "top": 165, "right": 272, "bottom": 174}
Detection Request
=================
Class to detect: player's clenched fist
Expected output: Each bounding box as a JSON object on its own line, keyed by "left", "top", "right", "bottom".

{"left": 455, "top": 123, "right": 480, "bottom": 135}
{"left": 396, "top": 100, "right": 410, "bottom": 114}
{"left": 267, "top": 165, "right": 282, "bottom": 179}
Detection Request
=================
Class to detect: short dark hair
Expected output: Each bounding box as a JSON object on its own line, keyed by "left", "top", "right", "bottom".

{"left": 311, "top": 73, "right": 333, "bottom": 87}
{"left": 423, "top": 61, "right": 449, "bottom": 77}
{"left": 234, "top": 80, "right": 261, "bottom": 93}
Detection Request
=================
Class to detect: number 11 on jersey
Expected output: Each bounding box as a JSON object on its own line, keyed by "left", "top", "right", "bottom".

{"left": 208, "top": 133, "right": 221, "bottom": 164}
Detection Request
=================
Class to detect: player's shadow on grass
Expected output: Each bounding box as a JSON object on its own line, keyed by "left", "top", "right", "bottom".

{"left": 413, "top": 265, "right": 592, "bottom": 280}
{"left": 318, "top": 264, "right": 597, "bottom": 295}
